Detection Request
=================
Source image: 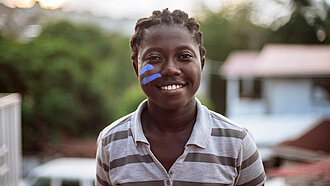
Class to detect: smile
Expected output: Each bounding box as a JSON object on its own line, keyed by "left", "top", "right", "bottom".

{"left": 161, "top": 85, "right": 183, "bottom": 90}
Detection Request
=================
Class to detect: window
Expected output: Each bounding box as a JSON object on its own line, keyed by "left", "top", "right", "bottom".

{"left": 239, "top": 78, "right": 262, "bottom": 99}
{"left": 32, "top": 178, "right": 50, "bottom": 186}
{"left": 62, "top": 180, "right": 80, "bottom": 186}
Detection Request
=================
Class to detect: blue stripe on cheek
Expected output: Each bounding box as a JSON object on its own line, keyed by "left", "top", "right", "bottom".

{"left": 141, "top": 73, "right": 162, "bottom": 85}
{"left": 139, "top": 64, "right": 153, "bottom": 76}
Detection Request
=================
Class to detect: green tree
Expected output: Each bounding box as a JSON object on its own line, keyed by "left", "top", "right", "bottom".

{"left": 267, "top": 0, "right": 330, "bottom": 44}
{"left": 0, "top": 20, "right": 139, "bottom": 153}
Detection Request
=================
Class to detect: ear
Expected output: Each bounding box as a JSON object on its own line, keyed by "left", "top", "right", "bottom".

{"left": 201, "top": 55, "right": 205, "bottom": 70}
{"left": 133, "top": 60, "right": 139, "bottom": 77}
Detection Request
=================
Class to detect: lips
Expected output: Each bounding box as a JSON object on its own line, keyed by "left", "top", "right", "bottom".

{"left": 161, "top": 84, "right": 183, "bottom": 90}
{"left": 156, "top": 80, "right": 186, "bottom": 90}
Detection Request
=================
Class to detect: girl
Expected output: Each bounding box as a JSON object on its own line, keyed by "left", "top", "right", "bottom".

{"left": 96, "top": 9, "right": 265, "bottom": 186}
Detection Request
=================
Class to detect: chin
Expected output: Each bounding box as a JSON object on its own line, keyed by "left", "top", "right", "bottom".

{"left": 148, "top": 96, "right": 195, "bottom": 111}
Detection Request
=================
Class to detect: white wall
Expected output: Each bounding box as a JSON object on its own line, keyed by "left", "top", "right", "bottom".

{"left": 226, "top": 79, "right": 266, "bottom": 117}
{"left": 0, "top": 94, "right": 21, "bottom": 186}
{"left": 227, "top": 78, "right": 330, "bottom": 116}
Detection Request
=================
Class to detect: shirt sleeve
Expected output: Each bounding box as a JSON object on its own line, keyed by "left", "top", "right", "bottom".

{"left": 96, "top": 133, "right": 112, "bottom": 186}
{"left": 235, "top": 129, "right": 266, "bottom": 186}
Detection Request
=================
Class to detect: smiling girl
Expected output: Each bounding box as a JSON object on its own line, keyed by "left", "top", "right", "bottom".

{"left": 96, "top": 9, "right": 265, "bottom": 186}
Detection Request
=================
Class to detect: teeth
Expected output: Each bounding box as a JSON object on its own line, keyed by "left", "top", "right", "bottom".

{"left": 161, "top": 85, "right": 183, "bottom": 90}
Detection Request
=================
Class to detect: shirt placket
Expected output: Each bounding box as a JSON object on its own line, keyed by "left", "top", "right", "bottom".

{"left": 143, "top": 144, "right": 192, "bottom": 186}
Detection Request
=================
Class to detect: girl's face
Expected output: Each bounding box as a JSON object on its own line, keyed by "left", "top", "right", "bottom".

{"left": 135, "top": 24, "right": 204, "bottom": 110}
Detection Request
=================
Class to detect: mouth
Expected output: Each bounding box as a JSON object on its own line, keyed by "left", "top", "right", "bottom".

{"left": 160, "top": 84, "right": 183, "bottom": 90}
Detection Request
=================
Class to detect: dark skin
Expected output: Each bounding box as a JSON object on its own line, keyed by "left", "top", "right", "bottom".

{"left": 133, "top": 24, "right": 265, "bottom": 186}
{"left": 134, "top": 25, "right": 204, "bottom": 171}
{"left": 141, "top": 100, "right": 197, "bottom": 171}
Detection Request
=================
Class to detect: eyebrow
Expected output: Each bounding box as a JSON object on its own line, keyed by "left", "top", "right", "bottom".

{"left": 141, "top": 45, "right": 197, "bottom": 56}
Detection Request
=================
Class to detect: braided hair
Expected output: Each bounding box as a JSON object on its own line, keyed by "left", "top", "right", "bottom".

{"left": 130, "top": 9, "right": 206, "bottom": 65}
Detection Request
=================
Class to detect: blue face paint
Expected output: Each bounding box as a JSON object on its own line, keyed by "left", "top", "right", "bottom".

{"left": 141, "top": 73, "right": 162, "bottom": 85}
{"left": 139, "top": 64, "right": 153, "bottom": 76}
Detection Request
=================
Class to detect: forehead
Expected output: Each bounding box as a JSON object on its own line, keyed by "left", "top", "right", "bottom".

{"left": 140, "top": 24, "right": 197, "bottom": 50}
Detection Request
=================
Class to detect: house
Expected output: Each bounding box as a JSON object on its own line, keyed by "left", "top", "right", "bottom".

{"left": 0, "top": 93, "right": 22, "bottom": 186}
{"left": 220, "top": 44, "right": 330, "bottom": 161}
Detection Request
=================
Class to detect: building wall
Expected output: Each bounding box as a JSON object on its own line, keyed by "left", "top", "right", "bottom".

{"left": 226, "top": 79, "right": 266, "bottom": 117}
{"left": 0, "top": 94, "right": 21, "bottom": 186}
{"left": 264, "top": 79, "right": 312, "bottom": 114}
{"left": 264, "top": 78, "right": 330, "bottom": 114}
{"left": 227, "top": 78, "right": 330, "bottom": 117}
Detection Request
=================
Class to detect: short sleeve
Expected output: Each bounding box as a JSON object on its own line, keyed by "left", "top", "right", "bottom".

{"left": 235, "top": 129, "right": 266, "bottom": 186}
{"left": 96, "top": 133, "right": 112, "bottom": 186}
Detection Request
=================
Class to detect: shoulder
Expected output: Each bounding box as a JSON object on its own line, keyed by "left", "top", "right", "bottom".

{"left": 206, "top": 108, "right": 248, "bottom": 140}
{"left": 98, "top": 113, "right": 133, "bottom": 147}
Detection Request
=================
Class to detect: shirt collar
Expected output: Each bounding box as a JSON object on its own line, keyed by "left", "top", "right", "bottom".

{"left": 131, "top": 98, "right": 212, "bottom": 148}
{"left": 185, "top": 98, "right": 212, "bottom": 149}
{"left": 131, "top": 99, "right": 149, "bottom": 145}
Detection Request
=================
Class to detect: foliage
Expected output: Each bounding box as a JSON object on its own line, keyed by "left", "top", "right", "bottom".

{"left": 0, "top": 21, "right": 138, "bottom": 153}
{"left": 267, "top": 0, "right": 330, "bottom": 44}
{"left": 197, "top": 0, "right": 330, "bottom": 115}
{"left": 199, "top": 4, "right": 267, "bottom": 62}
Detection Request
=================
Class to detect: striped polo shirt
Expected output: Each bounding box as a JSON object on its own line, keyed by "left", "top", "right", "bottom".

{"left": 96, "top": 99, "right": 266, "bottom": 186}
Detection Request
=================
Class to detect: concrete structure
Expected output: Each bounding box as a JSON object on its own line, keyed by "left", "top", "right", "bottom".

{"left": 220, "top": 44, "right": 330, "bottom": 160}
{"left": 0, "top": 94, "right": 22, "bottom": 186}
{"left": 221, "top": 44, "right": 330, "bottom": 117}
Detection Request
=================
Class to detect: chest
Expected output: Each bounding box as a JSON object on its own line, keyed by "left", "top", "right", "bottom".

{"left": 109, "top": 143, "right": 238, "bottom": 186}
{"left": 147, "top": 134, "right": 188, "bottom": 171}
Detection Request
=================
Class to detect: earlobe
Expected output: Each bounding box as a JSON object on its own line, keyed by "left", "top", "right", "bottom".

{"left": 201, "top": 56, "right": 205, "bottom": 70}
{"left": 133, "top": 61, "right": 139, "bottom": 76}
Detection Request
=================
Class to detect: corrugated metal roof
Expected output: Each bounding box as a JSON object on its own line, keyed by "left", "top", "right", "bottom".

{"left": 268, "top": 157, "right": 330, "bottom": 180}
{"left": 280, "top": 119, "right": 330, "bottom": 152}
{"left": 220, "top": 44, "right": 330, "bottom": 78}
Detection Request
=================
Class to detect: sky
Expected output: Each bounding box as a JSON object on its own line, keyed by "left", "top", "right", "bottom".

{"left": 0, "top": 0, "right": 256, "bottom": 18}
{"left": 1, "top": 0, "right": 329, "bottom": 28}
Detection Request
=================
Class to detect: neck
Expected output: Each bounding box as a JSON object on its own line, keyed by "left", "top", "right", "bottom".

{"left": 144, "top": 99, "right": 197, "bottom": 133}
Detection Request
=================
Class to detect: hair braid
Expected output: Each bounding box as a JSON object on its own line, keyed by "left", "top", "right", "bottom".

{"left": 130, "top": 9, "right": 206, "bottom": 64}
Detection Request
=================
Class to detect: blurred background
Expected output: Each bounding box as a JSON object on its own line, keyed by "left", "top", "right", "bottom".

{"left": 0, "top": 0, "right": 329, "bottom": 185}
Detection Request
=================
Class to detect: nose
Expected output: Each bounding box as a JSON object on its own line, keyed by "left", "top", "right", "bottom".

{"left": 161, "top": 57, "right": 181, "bottom": 76}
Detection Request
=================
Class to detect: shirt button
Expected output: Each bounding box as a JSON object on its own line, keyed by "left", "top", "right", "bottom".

{"left": 169, "top": 171, "right": 174, "bottom": 175}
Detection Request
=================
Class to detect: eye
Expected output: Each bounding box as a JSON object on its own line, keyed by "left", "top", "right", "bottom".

{"left": 146, "top": 55, "right": 163, "bottom": 62}
{"left": 178, "top": 53, "right": 193, "bottom": 61}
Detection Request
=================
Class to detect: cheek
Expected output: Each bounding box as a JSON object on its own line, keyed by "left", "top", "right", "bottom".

{"left": 138, "top": 64, "right": 162, "bottom": 86}
{"left": 140, "top": 74, "right": 162, "bottom": 85}
{"left": 183, "top": 64, "right": 202, "bottom": 81}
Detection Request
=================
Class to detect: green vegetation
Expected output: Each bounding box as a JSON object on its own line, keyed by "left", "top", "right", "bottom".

{"left": 0, "top": 21, "right": 141, "bottom": 153}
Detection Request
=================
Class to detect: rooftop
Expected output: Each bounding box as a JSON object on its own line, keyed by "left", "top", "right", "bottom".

{"left": 267, "top": 157, "right": 330, "bottom": 180}
{"left": 220, "top": 44, "right": 330, "bottom": 78}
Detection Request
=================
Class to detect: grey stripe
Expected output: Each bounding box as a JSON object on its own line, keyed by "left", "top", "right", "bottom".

{"left": 184, "top": 153, "right": 236, "bottom": 167}
{"left": 237, "top": 172, "right": 266, "bottom": 186}
{"left": 174, "top": 181, "right": 230, "bottom": 186}
{"left": 102, "top": 116, "right": 131, "bottom": 146}
{"left": 120, "top": 180, "right": 164, "bottom": 186}
{"left": 241, "top": 150, "right": 259, "bottom": 170}
{"left": 103, "top": 129, "right": 132, "bottom": 146}
{"left": 98, "top": 157, "right": 109, "bottom": 172}
{"left": 110, "top": 154, "right": 153, "bottom": 170}
{"left": 211, "top": 128, "right": 246, "bottom": 139}
{"left": 96, "top": 175, "right": 112, "bottom": 186}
